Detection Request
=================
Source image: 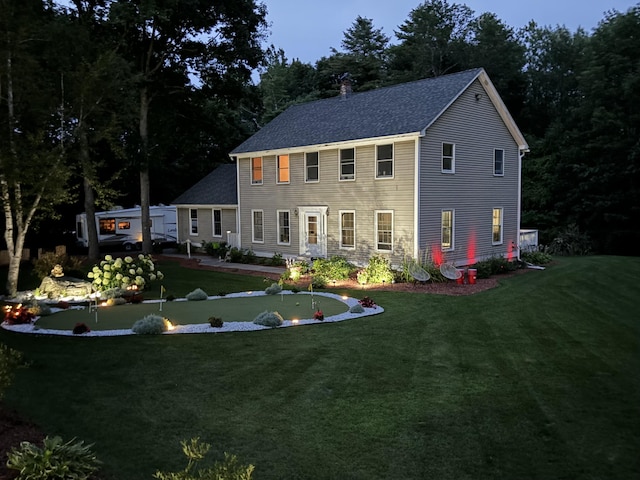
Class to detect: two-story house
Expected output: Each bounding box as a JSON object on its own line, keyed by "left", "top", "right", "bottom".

{"left": 179, "top": 68, "right": 528, "bottom": 267}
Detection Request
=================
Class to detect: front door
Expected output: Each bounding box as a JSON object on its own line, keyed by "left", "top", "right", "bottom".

{"left": 299, "top": 207, "right": 327, "bottom": 258}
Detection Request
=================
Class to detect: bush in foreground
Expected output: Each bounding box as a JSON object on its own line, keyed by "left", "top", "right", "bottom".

{"left": 6, "top": 436, "right": 101, "bottom": 480}
{"left": 253, "top": 311, "right": 283, "bottom": 328}
{"left": 186, "top": 288, "right": 209, "bottom": 301}
{"left": 132, "top": 315, "right": 169, "bottom": 335}
{"left": 154, "top": 437, "right": 254, "bottom": 480}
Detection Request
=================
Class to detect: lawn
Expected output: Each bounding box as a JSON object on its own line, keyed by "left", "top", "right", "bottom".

{"left": 1, "top": 255, "right": 639, "bottom": 480}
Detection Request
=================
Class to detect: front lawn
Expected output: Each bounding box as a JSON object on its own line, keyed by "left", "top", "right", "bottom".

{"left": 1, "top": 256, "right": 639, "bottom": 480}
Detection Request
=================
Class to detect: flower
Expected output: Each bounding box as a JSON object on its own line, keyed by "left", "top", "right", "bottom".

{"left": 313, "top": 310, "right": 324, "bottom": 321}
{"left": 87, "top": 254, "right": 163, "bottom": 292}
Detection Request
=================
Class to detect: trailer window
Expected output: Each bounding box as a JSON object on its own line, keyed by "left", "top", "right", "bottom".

{"left": 99, "top": 218, "right": 115, "bottom": 235}
{"left": 117, "top": 221, "right": 131, "bottom": 230}
{"left": 76, "top": 221, "right": 84, "bottom": 238}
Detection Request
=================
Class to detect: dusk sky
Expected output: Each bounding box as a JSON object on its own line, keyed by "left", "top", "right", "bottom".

{"left": 261, "top": 0, "right": 638, "bottom": 64}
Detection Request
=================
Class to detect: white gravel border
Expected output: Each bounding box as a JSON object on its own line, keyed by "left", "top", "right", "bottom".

{"left": 1, "top": 291, "right": 383, "bottom": 337}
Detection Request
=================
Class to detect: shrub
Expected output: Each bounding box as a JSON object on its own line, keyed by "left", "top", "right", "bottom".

{"left": 253, "top": 311, "right": 283, "bottom": 328}
{"left": 105, "top": 297, "right": 127, "bottom": 306}
{"left": 0, "top": 343, "right": 24, "bottom": 401}
{"left": 32, "top": 252, "right": 85, "bottom": 281}
{"left": 3, "top": 304, "right": 36, "bottom": 325}
{"left": 547, "top": 224, "right": 592, "bottom": 256}
{"left": 6, "top": 436, "right": 101, "bottom": 480}
{"left": 205, "top": 241, "right": 229, "bottom": 258}
{"left": 349, "top": 303, "right": 365, "bottom": 314}
{"left": 228, "top": 247, "right": 244, "bottom": 263}
{"left": 358, "top": 296, "right": 377, "bottom": 308}
{"left": 166, "top": 294, "right": 176, "bottom": 302}
{"left": 27, "top": 301, "right": 52, "bottom": 317}
{"left": 312, "top": 256, "right": 356, "bottom": 281}
{"left": 208, "top": 316, "right": 224, "bottom": 328}
{"left": 87, "top": 254, "right": 163, "bottom": 292}
{"left": 472, "top": 256, "right": 519, "bottom": 278}
{"left": 72, "top": 323, "right": 91, "bottom": 335}
{"left": 153, "top": 437, "right": 254, "bottom": 480}
{"left": 270, "top": 252, "right": 284, "bottom": 266}
{"left": 313, "top": 310, "right": 324, "bottom": 321}
{"left": 132, "top": 315, "right": 169, "bottom": 335}
{"left": 186, "top": 288, "right": 209, "bottom": 301}
{"left": 264, "top": 282, "right": 282, "bottom": 295}
{"left": 310, "top": 275, "right": 327, "bottom": 289}
{"left": 358, "top": 255, "right": 394, "bottom": 285}
{"left": 521, "top": 249, "right": 552, "bottom": 265}
{"left": 242, "top": 249, "right": 257, "bottom": 264}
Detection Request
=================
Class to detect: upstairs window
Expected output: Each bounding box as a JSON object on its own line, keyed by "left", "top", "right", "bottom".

{"left": 376, "top": 144, "right": 394, "bottom": 178}
{"left": 340, "top": 148, "right": 355, "bottom": 181}
{"left": 494, "top": 149, "right": 504, "bottom": 176}
{"left": 441, "top": 209, "right": 454, "bottom": 250}
{"left": 442, "top": 143, "right": 455, "bottom": 173}
{"left": 277, "top": 154, "right": 290, "bottom": 184}
{"left": 305, "top": 152, "right": 319, "bottom": 182}
{"left": 251, "top": 157, "right": 263, "bottom": 185}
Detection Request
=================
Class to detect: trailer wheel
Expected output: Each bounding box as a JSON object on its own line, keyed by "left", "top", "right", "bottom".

{"left": 123, "top": 242, "right": 134, "bottom": 252}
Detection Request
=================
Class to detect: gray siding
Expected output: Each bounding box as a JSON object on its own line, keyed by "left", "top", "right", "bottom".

{"left": 418, "top": 79, "right": 520, "bottom": 265}
{"left": 237, "top": 139, "right": 417, "bottom": 265}
{"left": 176, "top": 206, "right": 237, "bottom": 246}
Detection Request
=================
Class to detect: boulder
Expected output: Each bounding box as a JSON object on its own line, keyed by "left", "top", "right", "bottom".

{"left": 38, "top": 275, "right": 93, "bottom": 298}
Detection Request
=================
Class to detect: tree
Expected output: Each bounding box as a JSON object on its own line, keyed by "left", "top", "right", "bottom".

{"left": 0, "top": 0, "right": 72, "bottom": 296}
{"left": 108, "top": 0, "right": 267, "bottom": 253}
{"left": 388, "top": 0, "right": 474, "bottom": 82}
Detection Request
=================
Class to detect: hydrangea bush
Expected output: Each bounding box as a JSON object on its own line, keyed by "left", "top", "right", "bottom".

{"left": 87, "top": 254, "right": 163, "bottom": 292}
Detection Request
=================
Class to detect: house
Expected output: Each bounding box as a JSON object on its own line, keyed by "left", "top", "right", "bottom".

{"left": 172, "top": 163, "right": 239, "bottom": 249}
{"left": 224, "top": 68, "right": 528, "bottom": 267}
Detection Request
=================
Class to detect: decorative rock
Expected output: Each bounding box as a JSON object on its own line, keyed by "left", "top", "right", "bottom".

{"left": 38, "top": 275, "right": 93, "bottom": 298}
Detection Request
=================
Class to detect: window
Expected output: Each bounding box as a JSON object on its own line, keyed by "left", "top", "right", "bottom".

{"left": 492, "top": 208, "right": 503, "bottom": 244}
{"left": 494, "top": 149, "right": 504, "bottom": 175}
{"left": 340, "top": 148, "right": 355, "bottom": 180}
{"left": 376, "top": 211, "right": 393, "bottom": 251}
{"left": 441, "top": 209, "right": 454, "bottom": 250}
{"left": 442, "top": 143, "right": 455, "bottom": 173}
{"left": 277, "top": 210, "right": 290, "bottom": 245}
{"left": 251, "top": 157, "right": 263, "bottom": 184}
{"left": 376, "top": 144, "right": 394, "bottom": 178}
{"left": 252, "top": 210, "right": 263, "bottom": 243}
{"left": 277, "top": 155, "right": 290, "bottom": 184}
{"left": 340, "top": 211, "right": 355, "bottom": 249}
{"left": 117, "top": 221, "right": 131, "bottom": 230}
{"left": 213, "top": 209, "right": 222, "bottom": 237}
{"left": 99, "top": 218, "right": 115, "bottom": 235}
{"left": 305, "top": 152, "right": 319, "bottom": 182}
{"left": 190, "top": 209, "right": 198, "bottom": 235}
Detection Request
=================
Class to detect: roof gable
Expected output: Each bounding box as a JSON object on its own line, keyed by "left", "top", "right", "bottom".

{"left": 172, "top": 163, "right": 237, "bottom": 206}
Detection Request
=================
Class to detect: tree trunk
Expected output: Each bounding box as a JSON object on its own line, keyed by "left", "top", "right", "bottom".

{"left": 79, "top": 127, "right": 100, "bottom": 260}
{"left": 139, "top": 86, "right": 152, "bottom": 254}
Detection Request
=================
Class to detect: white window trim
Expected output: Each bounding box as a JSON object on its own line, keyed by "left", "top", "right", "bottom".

{"left": 277, "top": 209, "right": 291, "bottom": 246}
{"left": 339, "top": 148, "right": 356, "bottom": 182}
{"left": 375, "top": 210, "right": 394, "bottom": 252}
{"left": 251, "top": 209, "right": 264, "bottom": 244}
{"left": 212, "top": 209, "right": 222, "bottom": 237}
{"left": 251, "top": 157, "right": 263, "bottom": 185}
{"left": 441, "top": 209, "right": 455, "bottom": 251}
{"left": 492, "top": 207, "right": 504, "bottom": 245}
{"left": 305, "top": 152, "right": 319, "bottom": 183}
{"left": 276, "top": 154, "right": 290, "bottom": 184}
{"left": 339, "top": 210, "right": 356, "bottom": 250}
{"left": 375, "top": 143, "right": 394, "bottom": 179}
{"left": 442, "top": 142, "right": 455, "bottom": 174}
{"left": 494, "top": 148, "right": 505, "bottom": 176}
{"left": 189, "top": 208, "right": 198, "bottom": 236}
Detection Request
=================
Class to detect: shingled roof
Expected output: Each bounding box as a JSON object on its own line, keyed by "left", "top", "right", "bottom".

{"left": 172, "top": 163, "right": 237, "bottom": 205}
{"left": 231, "top": 68, "right": 484, "bottom": 155}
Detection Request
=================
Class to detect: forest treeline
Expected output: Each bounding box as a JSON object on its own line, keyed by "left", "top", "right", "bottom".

{"left": 1, "top": 0, "right": 639, "bottom": 268}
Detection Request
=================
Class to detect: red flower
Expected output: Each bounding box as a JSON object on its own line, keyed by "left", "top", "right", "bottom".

{"left": 313, "top": 310, "right": 324, "bottom": 321}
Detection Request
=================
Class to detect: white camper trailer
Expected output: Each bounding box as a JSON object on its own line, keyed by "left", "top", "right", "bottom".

{"left": 75, "top": 205, "right": 177, "bottom": 251}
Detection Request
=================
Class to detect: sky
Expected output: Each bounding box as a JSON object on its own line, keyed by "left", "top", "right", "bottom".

{"left": 261, "top": 0, "right": 638, "bottom": 64}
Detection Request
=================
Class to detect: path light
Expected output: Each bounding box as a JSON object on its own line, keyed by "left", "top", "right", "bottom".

{"left": 332, "top": 280, "right": 336, "bottom": 288}
{"left": 166, "top": 320, "right": 175, "bottom": 331}
{"left": 341, "top": 295, "right": 348, "bottom": 300}
{"left": 292, "top": 319, "right": 299, "bottom": 325}
{"left": 246, "top": 291, "right": 253, "bottom": 295}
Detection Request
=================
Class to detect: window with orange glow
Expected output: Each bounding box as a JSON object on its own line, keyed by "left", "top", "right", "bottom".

{"left": 251, "top": 157, "right": 263, "bottom": 184}
{"left": 277, "top": 155, "right": 290, "bottom": 183}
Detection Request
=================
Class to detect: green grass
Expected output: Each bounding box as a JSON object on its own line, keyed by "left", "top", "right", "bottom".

{"left": 33, "top": 293, "right": 348, "bottom": 331}
{"left": 1, "top": 256, "right": 639, "bottom": 480}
